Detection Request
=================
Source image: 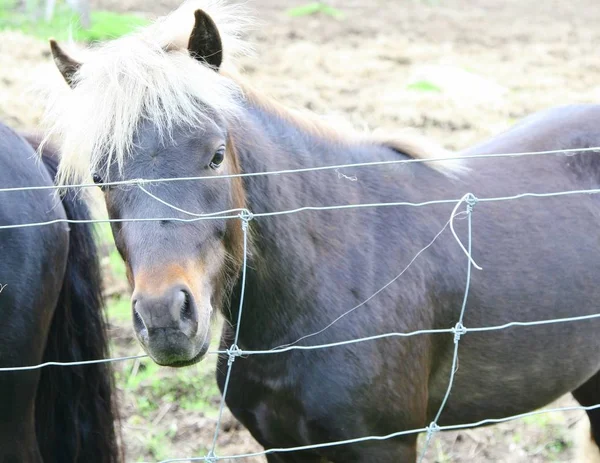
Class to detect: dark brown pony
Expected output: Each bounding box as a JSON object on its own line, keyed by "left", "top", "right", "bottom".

{"left": 0, "top": 123, "right": 120, "bottom": 462}
{"left": 46, "top": 2, "right": 600, "bottom": 461}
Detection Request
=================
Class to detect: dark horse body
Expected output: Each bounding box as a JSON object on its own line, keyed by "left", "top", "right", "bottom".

{"left": 219, "top": 103, "right": 600, "bottom": 462}
{"left": 0, "top": 122, "right": 119, "bottom": 462}
{"left": 46, "top": 5, "right": 600, "bottom": 461}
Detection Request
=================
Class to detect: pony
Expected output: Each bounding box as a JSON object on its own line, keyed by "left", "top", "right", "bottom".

{"left": 0, "top": 122, "right": 120, "bottom": 462}
{"left": 44, "top": 1, "right": 600, "bottom": 461}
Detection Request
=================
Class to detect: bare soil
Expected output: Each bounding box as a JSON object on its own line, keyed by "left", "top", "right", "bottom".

{"left": 2, "top": 0, "right": 600, "bottom": 461}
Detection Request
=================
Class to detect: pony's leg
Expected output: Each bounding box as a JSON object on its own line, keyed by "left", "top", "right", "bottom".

{"left": 572, "top": 372, "right": 600, "bottom": 463}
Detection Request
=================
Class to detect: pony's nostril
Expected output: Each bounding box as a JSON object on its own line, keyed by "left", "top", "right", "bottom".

{"left": 133, "top": 302, "right": 147, "bottom": 335}
{"left": 179, "top": 290, "right": 195, "bottom": 323}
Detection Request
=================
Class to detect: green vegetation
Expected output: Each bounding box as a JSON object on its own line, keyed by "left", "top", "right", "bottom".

{"left": 546, "top": 438, "right": 569, "bottom": 456}
{"left": 105, "top": 247, "right": 126, "bottom": 281}
{"left": 123, "top": 356, "right": 220, "bottom": 415}
{"left": 95, "top": 222, "right": 126, "bottom": 278}
{"left": 121, "top": 357, "right": 220, "bottom": 460}
{"left": 522, "top": 412, "right": 555, "bottom": 427}
{"left": 287, "top": 2, "right": 344, "bottom": 19}
{"left": 0, "top": 0, "right": 147, "bottom": 42}
{"left": 407, "top": 80, "right": 442, "bottom": 93}
{"left": 433, "top": 440, "right": 452, "bottom": 462}
{"left": 106, "top": 297, "right": 130, "bottom": 323}
{"left": 95, "top": 221, "right": 129, "bottom": 323}
{"left": 145, "top": 430, "right": 172, "bottom": 460}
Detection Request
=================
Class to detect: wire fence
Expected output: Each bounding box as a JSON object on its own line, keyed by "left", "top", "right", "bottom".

{"left": 2, "top": 145, "right": 600, "bottom": 462}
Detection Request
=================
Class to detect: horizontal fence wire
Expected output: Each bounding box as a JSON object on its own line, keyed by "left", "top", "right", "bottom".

{"left": 3, "top": 311, "right": 600, "bottom": 371}
{"left": 2, "top": 145, "right": 600, "bottom": 461}
{"left": 0, "top": 354, "right": 148, "bottom": 371}
{"left": 0, "top": 145, "right": 599, "bottom": 194}
{"left": 3, "top": 187, "right": 600, "bottom": 231}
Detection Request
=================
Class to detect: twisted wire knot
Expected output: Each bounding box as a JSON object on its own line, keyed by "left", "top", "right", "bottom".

{"left": 239, "top": 209, "right": 254, "bottom": 230}
{"left": 226, "top": 344, "right": 243, "bottom": 366}
{"left": 465, "top": 193, "right": 478, "bottom": 213}
{"left": 205, "top": 450, "right": 218, "bottom": 463}
{"left": 426, "top": 421, "right": 441, "bottom": 438}
{"left": 452, "top": 322, "right": 467, "bottom": 343}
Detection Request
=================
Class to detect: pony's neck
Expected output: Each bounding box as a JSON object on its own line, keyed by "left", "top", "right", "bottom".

{"left": 225, "top": 92, "right": 404, "bottom": 348}
{"left": 233, "top": 92, "right": 355, "bottom": 173}
{"left": 222, "top": 83, "right": 460, "bottom": 350}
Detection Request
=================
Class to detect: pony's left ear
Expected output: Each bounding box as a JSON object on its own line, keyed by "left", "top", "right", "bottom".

{"left": 49, "top": 39, "right": 81, "bottom": 88}
{"left": 188, "top": 9, "right": 223, "bottom": 70}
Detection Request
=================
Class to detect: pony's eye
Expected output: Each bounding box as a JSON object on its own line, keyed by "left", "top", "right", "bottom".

{"left": 92, "top": 173, "right": 103, "bottom": 185}
{"left": 209, "top": 146, "right": 225, "bottom": 169}
{"left": 92, "top": 173, "right": 109, "bottom": 192}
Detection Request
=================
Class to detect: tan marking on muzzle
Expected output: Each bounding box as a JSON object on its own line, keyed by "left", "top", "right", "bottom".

{"left": 133, "top": 261, "right": 205, "bottom": 299}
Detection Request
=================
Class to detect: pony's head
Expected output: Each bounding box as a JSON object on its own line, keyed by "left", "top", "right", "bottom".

{"left": 46, "top": 1, "right": 251, "bottom": 367}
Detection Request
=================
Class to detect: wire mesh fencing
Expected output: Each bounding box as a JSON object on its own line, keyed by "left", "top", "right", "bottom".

{"left": 2, "top": 145, "right": 600, "bottom": 462}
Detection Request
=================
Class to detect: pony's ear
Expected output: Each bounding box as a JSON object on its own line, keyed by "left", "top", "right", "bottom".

{"left": 49, "top": 39, "right": 81, "bottom": 88}
{"left": 187, "top": 9, "right": 223, "bottom": 70}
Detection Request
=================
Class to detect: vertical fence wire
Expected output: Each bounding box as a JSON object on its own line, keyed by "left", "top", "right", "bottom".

{"left": 206, "top": 211, "right": 252, "bottom": 462}
{"left": 417, "top": 194, "right": 477, "bottom": 463}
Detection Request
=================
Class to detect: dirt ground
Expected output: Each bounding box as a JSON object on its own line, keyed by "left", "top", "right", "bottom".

{"left": 2, "top": 0, "right": 600, "bottom": 461}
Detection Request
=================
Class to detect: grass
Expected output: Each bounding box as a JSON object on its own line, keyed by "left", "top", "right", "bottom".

{"left": 122, "top": 355, "right": 220, "bottom": 415}
{"left": 0, "top": 0, "right": 148, "bottom": 42}
{"left": 95, "top": 221, "right": 130, "bottom": 323}
{"left": 106, "top": 297, "right": 131, "bottom": 323}
{"left": 95, "top": 222, "right": 126, "bottom": 277}
{"left": 116, "top": 343, "right": 222, "bottom": 459}
{"left": 407, "top": 80, "right": 442, "bottom": 93}
{"left": 287, "top": 2, "right": 345, "bottom": 19}
{"left": 522, "top": 412, "right": 562, "bottom": 427}
{"left": 145, "top": 430, "right": 173, "bottom": 460}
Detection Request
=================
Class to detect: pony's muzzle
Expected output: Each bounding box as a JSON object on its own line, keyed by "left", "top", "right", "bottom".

{"left": 132, "top": 285, "right": 207, "bottom": 366}
{"left": 133, "top": 286, "right": 198, "bottom": 336}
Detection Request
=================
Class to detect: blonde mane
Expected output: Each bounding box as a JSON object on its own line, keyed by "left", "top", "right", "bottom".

{"left": 42, "top": 0, "right": 463, "bottom": 184}
{"left": 42, "top": 0, "right": 254, "bottom": 184}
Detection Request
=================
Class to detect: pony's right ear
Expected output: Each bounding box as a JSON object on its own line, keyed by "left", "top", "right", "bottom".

{"left": 187, "top": 9, "right": 223, "bottom": 70}
{"left": 49, "top": 39, "right": 81, "bottom": 88}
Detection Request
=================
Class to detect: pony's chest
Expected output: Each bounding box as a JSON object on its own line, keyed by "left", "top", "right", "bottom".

{"left": 222, "top": 364, "right": 312, "bottom": 446}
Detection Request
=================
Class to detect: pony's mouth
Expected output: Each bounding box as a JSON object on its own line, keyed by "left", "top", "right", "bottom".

{"left": 135, "top": 312, "right": 213, "bottom": 367}
{"left": 151, "top": 341, "right": 210, "bottom": 368}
